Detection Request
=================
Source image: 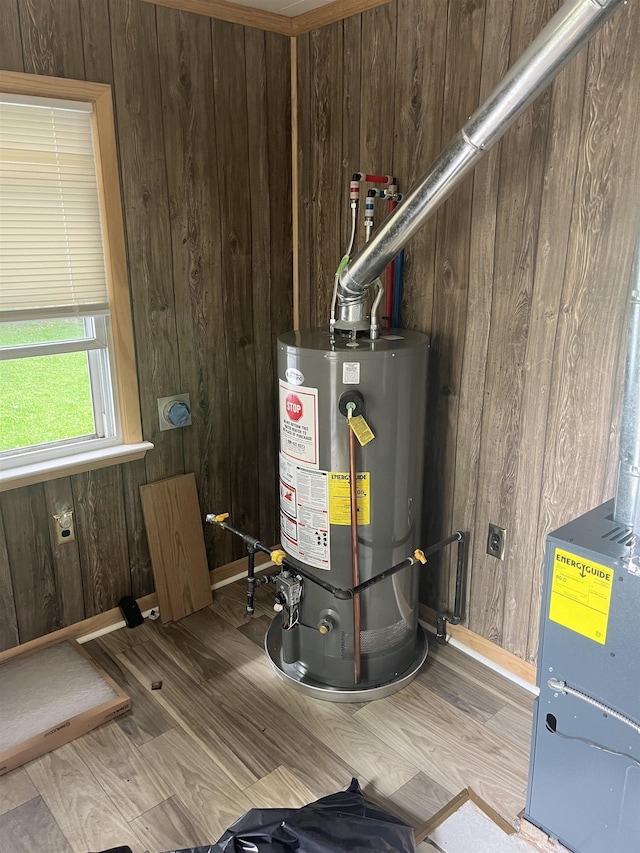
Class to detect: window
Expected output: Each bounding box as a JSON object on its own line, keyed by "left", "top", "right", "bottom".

{"left": 0, "top": 73, "right": 151, "bottom": 490}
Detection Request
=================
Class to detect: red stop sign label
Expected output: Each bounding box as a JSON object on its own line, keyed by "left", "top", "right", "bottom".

{"left": 285, "top": 393, "right": 303, "bottom": 421}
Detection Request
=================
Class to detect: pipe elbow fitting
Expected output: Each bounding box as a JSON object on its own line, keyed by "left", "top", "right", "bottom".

{"left": 338, "top": 264, "right": 366, "bottom": 298}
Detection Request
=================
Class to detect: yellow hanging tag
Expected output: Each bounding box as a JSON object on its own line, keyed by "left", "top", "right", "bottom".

{"left": 349, "top": 415, "right": 375, "bottom": 446}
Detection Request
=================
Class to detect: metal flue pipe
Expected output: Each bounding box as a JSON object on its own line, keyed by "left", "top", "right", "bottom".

{"left": 614, "top": 234, "right": 640, "bottom": 532}
{"left": 336, "top": 0, "right": 627, "bottom": 318}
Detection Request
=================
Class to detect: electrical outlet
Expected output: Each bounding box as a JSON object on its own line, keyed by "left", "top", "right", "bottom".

{"left": 487, "top": 523, "right": 506, "bottom": 560}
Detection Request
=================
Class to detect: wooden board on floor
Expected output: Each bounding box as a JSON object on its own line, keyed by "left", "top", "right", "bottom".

{"left": 140, "top": 473, "right": 212, "bottom": 623}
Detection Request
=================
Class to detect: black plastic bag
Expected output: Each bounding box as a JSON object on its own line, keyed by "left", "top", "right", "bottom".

{"left": 94, "top": 779, "right": 415, "bottom": 853}
{"left": 170, "top": 779, "right": 416, "bottom": 853}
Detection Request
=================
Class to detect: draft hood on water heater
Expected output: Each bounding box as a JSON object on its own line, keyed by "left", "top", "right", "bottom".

{"left": 207, "top": 0, "right": 633, "bottom": 703}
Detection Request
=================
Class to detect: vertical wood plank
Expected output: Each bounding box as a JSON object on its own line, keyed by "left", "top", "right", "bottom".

{"left": 359, "top": 1, "right": 396, "bottom": 178}
{"left": 295, "top": 31, "right": 312, "bottom": 331}
{"left": 43, "top": 478, "right": 86, "bottom": 628}
{"left": 109, "top": 0, "right": 184, "bottom": 485}
{"left": 426, "top": 0, "right": 486, "bottom": 611}
{"left": 1, "top": 486, "right": 58, "bottom": 641}
{"left": 529, "top": 5, "right": 640, "bottom": 661}
{"left": 72, "top": 466, "right": 131, "bottom": 616}
{"left": 392, "top": 0, "right": 447, "bottom": 332}
{"left": 139, "top": 467, "right": 212, "bottom": 624}
{"left": 468, "top": 0, "right": 557, "bottom": 644}
{"left": 452, "top": 0, "right": 511, "bottom": 623}
{"left": 79, "top": 0, "right": 114, "bottom": 83}
{"left": 18, "top": 0, "right": 85, "bottom": 78}
{"left": 0, "top": 513, "right": 20, "bottom": 651}
{"left": 211, "top": 20, "right": 260, "bottom": 546}
{"left": 156, "top": 7, "right": 233, "bottom": 567}
{"left": 309, "top": 22, "right": 343, "bottom": 326}
{"left": 341, "top": 15, "right": 361, "bottom": 254}
{"left": 266, "top": 32, "right": 294, "bottom": 345}
{"left": 0, "top": 0, "right": 25, "bottom": 72}
{"left": 122, "top": 459, "right": 153, "bottom": 599}
{"left": 245, "top": 28, "right": 273, "bottom": 544}
{"left": 499, "top": 41, "right": 588, "bottom": 658}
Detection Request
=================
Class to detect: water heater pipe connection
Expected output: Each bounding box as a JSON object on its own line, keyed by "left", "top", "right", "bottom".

{"left": 205, "top": 513, "right": 467, "bottom": 611}
{"left": 333, "top": 0, "right": 626, "bottom": 331}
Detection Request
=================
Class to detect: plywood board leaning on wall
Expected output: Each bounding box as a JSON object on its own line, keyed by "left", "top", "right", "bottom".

{"left": 140, "top": 473, "right": 212, "bottom": 623}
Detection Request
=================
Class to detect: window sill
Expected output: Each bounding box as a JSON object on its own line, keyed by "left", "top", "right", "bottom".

{"left": 0, "top": 441, "right": 154, "bottom": 492}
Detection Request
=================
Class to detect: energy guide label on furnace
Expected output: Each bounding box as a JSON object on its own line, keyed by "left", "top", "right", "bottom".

{"left": 549, "top": 548, "right": 614, "bottom": 644}
{"left": 279, "top": 454, "right": 330, "bottom": 571}
{"left": 279, "top": 381, "right": 319, "bottom": 468}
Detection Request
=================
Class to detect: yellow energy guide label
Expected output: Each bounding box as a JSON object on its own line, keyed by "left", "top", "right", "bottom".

{"left": 549, "top": 548, "right": 614, "bottom": 644}
{"left": 328, "top": 472, "right": 370, "bottom": 525}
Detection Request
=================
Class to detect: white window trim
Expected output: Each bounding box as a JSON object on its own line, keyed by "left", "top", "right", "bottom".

{"left": 0, "top": 72, "right": 152, "bottom": 492}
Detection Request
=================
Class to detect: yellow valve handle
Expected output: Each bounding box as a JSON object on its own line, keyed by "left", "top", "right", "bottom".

{"left": 271, "top": 549, "right": 287, "bottom": 566}
{"left": 214, "top": 513, "right": 229, "bottom": 523}
{"left": 414, "top": 549, "right": 427, "bottom": 564}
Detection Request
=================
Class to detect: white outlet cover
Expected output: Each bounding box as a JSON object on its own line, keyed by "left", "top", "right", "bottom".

{"left": 157, "top": 393, "right": 192, "bottom": 431}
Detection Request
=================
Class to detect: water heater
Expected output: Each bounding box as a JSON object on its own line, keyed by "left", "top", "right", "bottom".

{"left": 265, "top": 328, "right": 430, "bottom": 700}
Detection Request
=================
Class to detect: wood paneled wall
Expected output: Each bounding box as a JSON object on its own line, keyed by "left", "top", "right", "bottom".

{"left": 0, "top": 0, "right": 292, "bottom": 651}
{"left": 296, "top": 0, "right": 640, "bottom": 662}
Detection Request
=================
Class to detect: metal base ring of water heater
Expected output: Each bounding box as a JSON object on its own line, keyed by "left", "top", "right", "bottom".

{"left": 265, "top": 619, "right": 428, "bottom": 703}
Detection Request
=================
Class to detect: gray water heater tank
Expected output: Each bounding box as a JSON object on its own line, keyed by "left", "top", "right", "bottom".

{"left": 266, "top": 328, "right": 430, "bottom": 701}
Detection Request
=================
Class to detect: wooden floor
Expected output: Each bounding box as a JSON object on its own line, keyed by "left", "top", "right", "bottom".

{"left": 0, "top": 579, "right": 534, "bottom": 852}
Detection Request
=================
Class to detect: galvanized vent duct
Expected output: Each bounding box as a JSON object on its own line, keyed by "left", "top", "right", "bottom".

{"left": 336, "top": 0, "right": 627, "bottom": 324}
{"left": 614, "top": 235, "right": 640, "bottom": 531}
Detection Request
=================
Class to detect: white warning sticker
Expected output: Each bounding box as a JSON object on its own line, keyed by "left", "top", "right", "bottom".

{"left": 279, "top": 381, "right": 319, "bottom": 468}
{"left": 342, "top": 362, "right": 361, "bottom": 384}
{"left": 279, "top": 455, "right": 330, "bottom": 571}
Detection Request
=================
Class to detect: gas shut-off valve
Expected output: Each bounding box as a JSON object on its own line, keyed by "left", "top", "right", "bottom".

{"left": 273, "top": 571, "right": 302, "bottom": 630}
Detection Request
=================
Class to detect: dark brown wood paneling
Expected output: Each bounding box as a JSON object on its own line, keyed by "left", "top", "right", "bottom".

{"left": 309, "top": 22, "right": 343, "bottom": 326}
{"left": 109, "top": 0, "right": 183, "bottom": 485}
{"left": 156, "top": 7, "right": 233, "bottom": 567}
{"left": 79, "top": 0, "right": 113, "bottom": 83}
{"left": 341, "top": 15, "right": 361, "bottom": 254}
{"left": 295, "top": 32, "right": 312, "bottom": 331}
{"left": 0, "top": 514, "right": 20, "bottom": 651}
{"left": 265, "top": 32, "right": 293, "bottom": 340}
{"left": 72, "top": 467, "right": 131, "bottom": 616}
{"left": 1, "top": 486, "right": 58, "bottom": 641}
{"left": 392, "top": 0, "right": 446, "bottom": 333}
{"left": 211, "top": 20, "right": 259, "bottom": 546}
{"left": 122, "top": 458, "right": 154, "bottom": 599}
{"left": 18, "top": 0, "right": 85, "bottom": 78}
{"left": 468, "top": 0, "right": 556, "bottom": 645}
{"left": 0, "top": 0, "right": 24, "bottom": 71}
{"left": 427, "top": 0, "right": 486, "bottom": 610}
{"left": 498, "top": 31, "right": 588, "bottom": 658}
{"left": 359, "top": 2, "right": 395, "bottom": 176}
{"left": 453, "top": 0, "right": 511, "bottom": 623}
{"left": 43, "top": 479, "right": 86, "bottom": 627}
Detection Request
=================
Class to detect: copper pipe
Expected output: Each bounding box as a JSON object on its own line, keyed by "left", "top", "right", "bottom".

{"left": 348, "top": 420, "right": 361, "bottom": 684}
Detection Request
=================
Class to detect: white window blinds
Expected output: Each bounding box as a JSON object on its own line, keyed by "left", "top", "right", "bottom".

{"left": 0, "top": 94, "right": 110, "bottom": 322}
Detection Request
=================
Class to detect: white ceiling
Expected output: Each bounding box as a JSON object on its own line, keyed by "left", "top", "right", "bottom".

{"left": 226, "top": 0, "right": 335, "bottom": 17}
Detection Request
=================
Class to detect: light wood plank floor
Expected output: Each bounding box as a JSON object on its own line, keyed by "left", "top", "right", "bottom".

{"left": 0, "top": 579, "right": 534, "bottom": 852}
